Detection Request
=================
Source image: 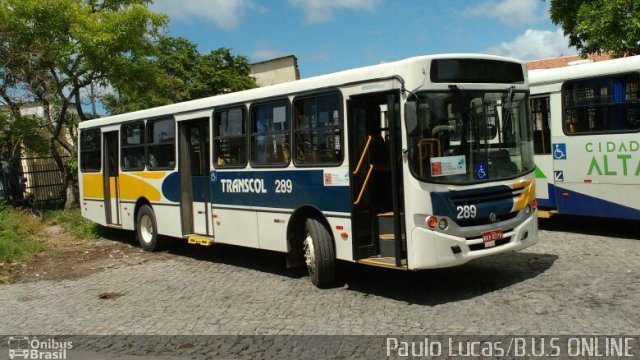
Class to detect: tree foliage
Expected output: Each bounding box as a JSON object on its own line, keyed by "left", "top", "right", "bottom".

{"left": 103, "top": 36, "right": 257, "bottom": 114}
{"left": 0, "top": 0, "right": 167, "bottom": 207}
{"left": 546, "top": 0, "right": 640, "bottom": 56}
{"left": 0, "top": 110, "right": 48, "bottom": 159}
{"left": 0, "top": 0, "right": 257, "bottom": 207}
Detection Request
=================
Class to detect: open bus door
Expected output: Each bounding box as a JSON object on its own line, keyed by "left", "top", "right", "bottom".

{"left": 348, "top": 91, "right": 406, "bottom": 267}
{"left": 102, "top": 131, "right": 121, "bottom": 226}
{"left": 178, "top": 119, "right": 211, "bottom": 237}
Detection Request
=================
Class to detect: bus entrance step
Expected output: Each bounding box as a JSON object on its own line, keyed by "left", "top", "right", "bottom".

{"left": 186, "top": 234, "right": 214, "bottom": 246}
{"left": 379, "top": 234, "right": 395, "bottom": 257}
{"left": 379, "top": 233, "right": 407, "bottom": 257}
{"left": 357, "top": 256, "right": 407, "bottom": 270}
{"left": 377, "top": 212, "right": 394, "bottom": 234}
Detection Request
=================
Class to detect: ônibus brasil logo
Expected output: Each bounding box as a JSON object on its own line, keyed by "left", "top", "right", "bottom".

{"left": 8, "top": 336, "right": 72, "bottom": 360}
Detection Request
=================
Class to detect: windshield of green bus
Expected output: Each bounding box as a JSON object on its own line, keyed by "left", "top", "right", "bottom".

{"left": 405, "top": 88, "right": 534, "bottom": 184}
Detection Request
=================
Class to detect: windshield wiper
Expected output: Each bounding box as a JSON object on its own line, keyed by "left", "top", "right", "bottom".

{"left": 501, "top": 85, "right": 516, "bottom": 146}
{"left": 504, "top": 85, "right": 515, "bottom": 113}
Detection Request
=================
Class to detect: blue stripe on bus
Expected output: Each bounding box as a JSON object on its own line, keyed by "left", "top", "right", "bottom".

{"left": 162, "top": 172, "right": 180, "bottom": 202}
{"left": 536, "top": 183, "right": 557, "bottom": 209}
{"left": 161, "top": 169, "right": 352, "bottom": 213}
{"left": 160, "top": 173, "right": 210, "bottom": 203}
{"left": 192, "top": 175, "right": 209, "bottom": 203}
{"left": 211, "top": 170, "right": 352, "bottom": 213}
{"left": 431, "top": 185, "right": 515, "bottom": 220}
{"left": 554, "top": 186, "right": 640, "bottom": 220}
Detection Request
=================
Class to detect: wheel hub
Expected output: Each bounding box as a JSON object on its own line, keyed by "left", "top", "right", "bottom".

{"left": 303, "top": 234, "right": 315, "bottom": 272}
{"left": 140, "top": 214, "right": 153, "bottom": 244}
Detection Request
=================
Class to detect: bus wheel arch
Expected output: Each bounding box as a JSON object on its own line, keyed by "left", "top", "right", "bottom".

{"left": 133, "top": 197, "right": 151, "bottom": 224}
{"left": 287, "top": 205, "right": 336, "bottom": 287}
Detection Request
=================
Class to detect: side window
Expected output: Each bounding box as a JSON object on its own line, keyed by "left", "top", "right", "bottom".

{"left": 121, "top": 122, "right": 145, "bottom": 170}
{"left": 563, "top": 73, "right": 640, "bottom": 135}
{"left": 147, "top": 118, "right": 176, "bottom": 170}
{"left": 250, "top": 100, "right": 289, "bottom": 166}
{"left": 213, "top": 107, "right": 246, "bottom": 168}
{"left": 530, "top": 96, "right": 551, "bottom": 154}
{"left": 293, "top": 93, "right": 342, "bottom": 165}
{"left": 80, "top": 128, "right": 101, "bottom": 172}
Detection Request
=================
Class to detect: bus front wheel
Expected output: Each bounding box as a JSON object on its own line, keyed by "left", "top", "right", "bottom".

{"left": 136, "top": 205, "right": 164, "bottom": 252}
{"left": 303, "top": 218, "right": 335, "bottom": 287}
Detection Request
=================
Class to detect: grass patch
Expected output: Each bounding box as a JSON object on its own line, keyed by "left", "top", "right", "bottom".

{"left": 0, "top": 202, "right": 47, "bottom": 262}
{"left": 46, "top": 208, "right": 102, "bottom": 240}
{"left": 0, "top": 203, "right": 103, "bottom": 265}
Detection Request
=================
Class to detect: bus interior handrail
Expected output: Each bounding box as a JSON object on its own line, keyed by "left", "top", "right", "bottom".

{"left": 353, "top": 135, "right": 372, "bottom": 175}
{"left": 354, "top": 164, "right": 374, "bottom": 205}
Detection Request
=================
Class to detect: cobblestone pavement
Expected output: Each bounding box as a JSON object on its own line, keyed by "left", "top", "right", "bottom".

{"left": 0, "top": 216, "right": 638, "bottom": 342}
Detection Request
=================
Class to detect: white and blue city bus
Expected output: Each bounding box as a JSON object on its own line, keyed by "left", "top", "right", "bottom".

{"left": 78, "top": 54, "right": 538, "bottom": 287}
{"left": 529, "top": 56, "right": 640, "bottom": 219}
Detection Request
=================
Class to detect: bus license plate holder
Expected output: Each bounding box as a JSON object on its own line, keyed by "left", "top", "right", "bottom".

{"left": 482, "top": 229, "right": 503, "bottom": 247}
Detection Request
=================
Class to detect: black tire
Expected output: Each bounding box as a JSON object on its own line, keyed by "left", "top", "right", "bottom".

{"left": 136, "top": 205, "right": 165, "bottom": 251}
{"left": 303, "top": 217, "right": 336, "bottom": 287}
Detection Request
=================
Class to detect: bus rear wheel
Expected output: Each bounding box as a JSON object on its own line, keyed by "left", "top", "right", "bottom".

{"left": 303, "top": 218, "right": 335, "bottom": 287}
{"left": 136, "top": 205, "right": 165, "bottom": 252}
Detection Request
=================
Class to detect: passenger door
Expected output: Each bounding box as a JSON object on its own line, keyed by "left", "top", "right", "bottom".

{"left": 347, "top": 91, "right": 405, "bottom": 265}
{"left": 102, "top": 131, "right": 121, "bottom": 226}
{"left": 178, "top": 119, "right": 211, "bottom": 236}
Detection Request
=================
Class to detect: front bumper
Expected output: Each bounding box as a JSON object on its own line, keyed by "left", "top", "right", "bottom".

{"left": 407, "top": 210, "right": 539, "bottom": 270}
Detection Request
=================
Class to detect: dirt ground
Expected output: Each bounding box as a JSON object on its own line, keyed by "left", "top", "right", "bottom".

{"left": 0, "top": 225, "right": 171, "bottom": 284}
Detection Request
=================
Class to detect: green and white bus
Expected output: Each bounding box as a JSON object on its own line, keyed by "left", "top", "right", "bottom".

{"left": 79, "top": 54, "right": 538, "bottom": 287}
{"left": 530, "top": 56, "right": 640, "bottom": 220}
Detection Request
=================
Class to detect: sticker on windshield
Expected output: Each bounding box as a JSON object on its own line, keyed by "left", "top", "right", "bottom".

{"left": 474, "top": 162, "right": 489, "bottom": 180}
{"left": 430, "top": 155, "right": 466, "bottom": 177}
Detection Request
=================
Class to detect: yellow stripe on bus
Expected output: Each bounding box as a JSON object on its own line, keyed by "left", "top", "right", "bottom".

{"left": 82, "top": 173, "right": 104, "bottom": 198}
{"left": 82, "top": 173, "right": 162, "bottom": 201}
{"left": 513, "top": 179, "right": 535, "bottom": 211}
{"left": 118, "top": 173, "right": 162, "bottom": 201}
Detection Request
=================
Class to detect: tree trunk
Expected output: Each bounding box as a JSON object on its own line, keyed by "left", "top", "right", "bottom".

{"left": 49, "top": 138, "right": 68, "bottom": 208}
{"left": 64, "top": 172, "right": 79, "bottom": 209}
{"left": 6, "top": 147, "right": 24, "bottom": 205}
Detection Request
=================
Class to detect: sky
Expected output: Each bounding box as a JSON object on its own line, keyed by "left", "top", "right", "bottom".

{"left": 149, "top": 0, "right": 578, "bottom": 78}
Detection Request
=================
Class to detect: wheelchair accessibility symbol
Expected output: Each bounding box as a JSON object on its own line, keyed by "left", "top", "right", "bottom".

{"left": 475, "top": 162, "right": 488, "bottom": 180}
{"left": 553, "top": 143, "right": 567, "bottom": 160}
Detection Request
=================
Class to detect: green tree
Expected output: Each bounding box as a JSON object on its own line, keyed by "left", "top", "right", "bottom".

{"left": 0, "top": 0, "right": 166, "bottom": 207}
{"left": 103, "top": 36, "right": 257, "bottom": 114}
{"left": 0, "top": 110, "right": 48, "bottom": 204}
{"left": 0, "top": 110, "right": 48, "bottom": 160}
{"left": 546, "top": 0, "right": 640, "bottom": 56}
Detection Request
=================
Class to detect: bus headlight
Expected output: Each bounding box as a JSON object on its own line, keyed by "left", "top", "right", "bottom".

{"left": 438, "top": 218, "right": 448, "bottom": 230}
{"left": 525, "top": 204, "right": 532, "bottom": 215}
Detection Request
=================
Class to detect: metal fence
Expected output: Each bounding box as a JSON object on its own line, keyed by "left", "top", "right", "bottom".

{"left": 16, "top": 156, "right": 68, "bottom": 209}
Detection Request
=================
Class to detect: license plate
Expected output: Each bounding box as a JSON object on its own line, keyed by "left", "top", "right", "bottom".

{"left": 482, "top": 229, "right": 503, "bottom": 247}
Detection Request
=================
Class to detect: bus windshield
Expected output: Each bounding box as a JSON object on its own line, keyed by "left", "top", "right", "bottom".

{"left": 406, "top": 87, "right": 534, "bottom": 184}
